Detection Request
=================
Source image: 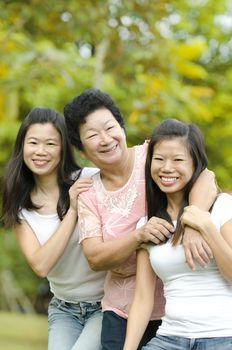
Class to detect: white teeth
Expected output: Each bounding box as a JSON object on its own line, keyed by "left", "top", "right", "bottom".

{"left": 102, "top": 145, "right": 117, "bottom": 153}
{"left": 161, "top": 177, "right": 176, "bottom": 182}
{"left": 33, "top": 160, "right": 48, "bottom": 165}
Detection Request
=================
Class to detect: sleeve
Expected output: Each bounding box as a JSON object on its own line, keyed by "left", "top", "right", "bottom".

{"left": 80, "top": 167, "right": 100, "bottom": 178}
{"left": 78, "top": 189, "right": 103, "bottom": 244}
{"left": 136, "top": 216, "right": 147, "bottom": 229}
{"left": 215, "top": 193, "right": 232, "bottom": 227}
{"left": 18, "top": 209, "right": 26, "bottom": 221}
{"left": 136, "top": 216, "right": 152, "bottom": 252}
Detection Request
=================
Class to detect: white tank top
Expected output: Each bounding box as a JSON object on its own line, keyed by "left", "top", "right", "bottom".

{"left": 20, "top": 168, "right": 106, "bottom": 303}
{"left": 148, "top": 193, "right": 232, "bottom": 337}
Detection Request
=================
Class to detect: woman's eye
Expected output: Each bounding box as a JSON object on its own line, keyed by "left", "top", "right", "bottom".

{"left": 87, "top": 134, "right": 97, "bottom": 139}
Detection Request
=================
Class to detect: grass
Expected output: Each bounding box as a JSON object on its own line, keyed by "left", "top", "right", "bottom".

{"left": 0, "top": 311, "right": 47, "bottom": 350}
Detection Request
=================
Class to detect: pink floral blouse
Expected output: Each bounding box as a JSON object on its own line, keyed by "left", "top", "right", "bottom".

{"left": 78, "top": 142, "right": 165, "bottom": 319}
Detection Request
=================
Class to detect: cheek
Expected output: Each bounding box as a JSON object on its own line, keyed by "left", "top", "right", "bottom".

{"left": 150, "top": 166, "right": 158, "bottom": 181}
{"left": 186, "top": 167, "right": 194, "bottom": 181}
{"left": 82, "top": 141, "right": 96, "bottom": 157}
{"left": 23, "top": 146, "right": 29, "bottom": 162}
{"left": 55, "top": 150, "right": 62, "bottom": 163}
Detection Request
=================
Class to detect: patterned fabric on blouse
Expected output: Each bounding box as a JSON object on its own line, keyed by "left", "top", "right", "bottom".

{"left": 78, "top": 142, "right": 165, "bottom": 319}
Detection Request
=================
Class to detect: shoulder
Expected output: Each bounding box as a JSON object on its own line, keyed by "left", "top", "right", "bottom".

{"left": 134, "top": 142, "right": 148, "bottom": 167}
{"left": 211, "top": 192, "right": 232, "bottom": 225}
{"left": 213, "top": 192, "right": 232, "bottom": 208}
{"left": 80, "top": 167, "right": 100, "bottom": 178}
{"left": 136, "top": 216, "right": 147, "bottom": 229}
{"left": 134, "top": 141, "right": 148, "bottom": 154}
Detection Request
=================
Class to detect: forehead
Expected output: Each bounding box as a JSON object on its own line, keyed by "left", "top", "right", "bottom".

{"left": 85, "top": 108, "right": 116, "bottom": 126}
{"left": 154, "top": 138, "right": 189, "bottom": 154}
{"left": 26, "top": 123, "right": 60, "bottom": 138}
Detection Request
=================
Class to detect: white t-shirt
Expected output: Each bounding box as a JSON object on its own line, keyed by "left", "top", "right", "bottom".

{"left": 139, "top": 193, "right": 232, "bottom": 338}
{"left": 19, "top": 168, "right": 106, "bottom": 303}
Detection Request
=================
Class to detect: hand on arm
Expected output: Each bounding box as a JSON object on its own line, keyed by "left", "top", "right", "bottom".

{"left": 182, "top": 226, "right": 213, "bottom": 270}
{"left": 137, "top": 217, "right": 174, "bottom": 245}
{"left": 189, "top": 168, "right": 218, "bottom": 210}
{"left": 80, "top": 213, "right": 174, "bottom": 271}
{"left": 184, "top": 168, "right": 217, "bottom": 269}
{"left": 181, "top": 205, "right": 232, "bottom": 281}
{"left": 14, "top": 178, "right": 93, "bottom": 277}
{"left": 69, "top": 177, "right": 93, "bottom": 211}
{"left": 123, "top": 249, "right": 156, "bottom": 350}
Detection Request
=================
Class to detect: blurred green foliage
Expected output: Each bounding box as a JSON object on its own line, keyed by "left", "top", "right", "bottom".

{"left": 0, "top": 0, "right": 231, "bottom": 308}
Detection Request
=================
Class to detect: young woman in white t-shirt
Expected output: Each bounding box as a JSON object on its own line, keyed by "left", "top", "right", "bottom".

{"left": 2, "top": 107, "right": 106, "bottom": 350}
{"left": 123, "top": 118, "right": 232, "bottom": 350}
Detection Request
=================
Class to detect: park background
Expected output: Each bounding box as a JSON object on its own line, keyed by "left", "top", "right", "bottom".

{"left": 0, "top": 0, "right": 231, "bottom": 349}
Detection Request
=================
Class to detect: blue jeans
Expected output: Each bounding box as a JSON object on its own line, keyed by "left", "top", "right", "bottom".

{"left": 142, "top": 334, "right": 232, "bottom": 350}
{"left": 48, "top": 296, "right": 103, "bottom": 350}
{"left": 101, "top": 310, "right": 161, "bottom": 350}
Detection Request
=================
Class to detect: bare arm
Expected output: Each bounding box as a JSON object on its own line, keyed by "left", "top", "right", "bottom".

{"left": 123, "top": 249, "right": 156, "bottom": 350}
{"left": 181, "top": 205, "right": 232, "bottom": 281}
{"left": 188, "top": 168, "right": 218, "bottom": 210}
{"left": 81, "top": 214, "right": 174, "bottom": 271}
{"left": 14, "top": 178, "right": 92, "bottom": 277}
{"left": 183, "top": 168, "right": 217, "bottom": 270}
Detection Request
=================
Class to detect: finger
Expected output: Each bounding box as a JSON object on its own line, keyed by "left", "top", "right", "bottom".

{"left": 184, "top": 248, "right": 195, "bottom": 271}
{"left": 194, "top": 245, "right": 210, "bottom": 264}
{"left": 148, "top": 235, "right": 162, "bottom": 245}
{"left": 150, "top": 229, "right": 168, "bottom": 242}
{"left": 190, "top": 245, "right": 208, "bottom": 267}
{"left": 152, "top": 217, "right": 175, "bottom": 232}
{"left": 72, "top": 182, "right": 93, "bottom": 191}
{"left": 143, "top": 227, "right": 166, "bottom": 244}
{"left": 156, "top": 224, "right": 173, "bottom": 238}
{"left": 202, "top": 241, "right": 214, "bottom": 259}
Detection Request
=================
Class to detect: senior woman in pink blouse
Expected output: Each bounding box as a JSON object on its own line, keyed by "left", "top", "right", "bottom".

{"left": 64, "top": 88, "right": 217, "bottom": 350}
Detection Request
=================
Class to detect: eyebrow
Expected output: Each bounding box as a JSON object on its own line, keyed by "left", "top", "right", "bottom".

{"left": 26, "top": 136, "right": 59, "bottom": 141}
{"left": 85, "top": 119, "right": 115, "bottom": 132}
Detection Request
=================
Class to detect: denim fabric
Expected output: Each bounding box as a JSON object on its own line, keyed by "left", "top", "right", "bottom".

{"left": 48, "top": 296, "right": 103, "bottom": 350}
{"left": 101, "top": 310, "right": 161, "bottom": 350}
{"left": 143, "top": 334, "right": 232, "bottom": 350}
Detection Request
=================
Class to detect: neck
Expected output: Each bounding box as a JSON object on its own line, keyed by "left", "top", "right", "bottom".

{"left": 166, "top": 193, "right": 183, "bottom": 220}
{"left": 35, "top": 174, "right": 58, "bottom": 191}
{"left": 31, "top": 175, "right": 60, "bottom": 214}
{"left": 101, "top": 147, "right": 134, "bottom": 190}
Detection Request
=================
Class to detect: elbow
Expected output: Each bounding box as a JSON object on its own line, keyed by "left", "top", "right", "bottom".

{"left": 87, "top": 256, "right": 106, "bottom": 272}
{"left": 32, "top": 264, "right": 49, "bottom": 278}
{"left": 82, "top": 245, "right": 108, "bottom": 271}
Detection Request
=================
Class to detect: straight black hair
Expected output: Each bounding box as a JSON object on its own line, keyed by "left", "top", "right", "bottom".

{"left": 145, "top": 118, "right": 208, "bottom": 245}
{"left": 1, "top": 107, "right": 82, "bottom": 227}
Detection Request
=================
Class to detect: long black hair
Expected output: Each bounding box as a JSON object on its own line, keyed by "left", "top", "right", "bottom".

{"left": 145, "top": 118, "right": 208, "bottom": 245}
{"left": 2, "top": 107, "right": 82, "bottom": 227}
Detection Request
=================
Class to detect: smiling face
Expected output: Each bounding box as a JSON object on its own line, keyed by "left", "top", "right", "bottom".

{"left": 23, "top": 123, "right": 62, "bottom": 177}
{"left": 151, "top": 137, "right": 194, "bottom": 197}
{"left": 79, "top": 108, "right": 127, "bottom": 169}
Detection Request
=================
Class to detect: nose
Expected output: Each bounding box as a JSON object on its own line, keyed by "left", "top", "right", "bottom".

{"left": 161, "top": 160, "right": 173, "bottom": 172}
{"left": 35, "top": 144, "right": 47, "bottom": 154}
{"left": 99, "top": 131, "right": 112, "bottom": 144}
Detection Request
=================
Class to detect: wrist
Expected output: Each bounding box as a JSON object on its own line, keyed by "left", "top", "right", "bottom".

{"left": 134, "top": 228, "right": 144, "bottom": 246}
{"left": 67, "top": 206, "right": 78, "bottom": 216}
